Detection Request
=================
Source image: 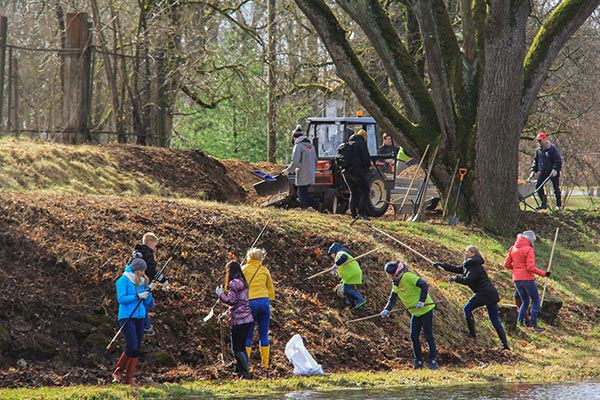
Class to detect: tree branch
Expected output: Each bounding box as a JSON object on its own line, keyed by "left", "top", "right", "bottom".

{"left": 335, "top": 0, "right": 437, "bottom": 125}
{"left": 521, "top": 0, "right": 600, "bottom": 123}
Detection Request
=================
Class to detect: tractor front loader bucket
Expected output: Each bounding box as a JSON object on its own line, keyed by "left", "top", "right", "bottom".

{"left": 253, "top": 174, "right": 292, "bottom": 198}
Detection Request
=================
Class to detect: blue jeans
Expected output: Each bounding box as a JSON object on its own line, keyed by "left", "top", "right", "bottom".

{"left": 343, "top": 284, "right": 364, "bottom": 307}
{"left": 246, "top": 298, "right": 271, "bottom": 347}
{"left": 410, "top": 310, "right": 437, "bottom": 361}
{"left": 515, "top": 280, "right": 541, "bottom": 325}
{"left": 118, "top": 318, "right": 145, "bottom": 357}
{"left": 464, "top": 300, "right": 504, "bottom": 332}
{"left": 297, "top": 185, "right": 320, "bottom": 210}
{"left": 144, "top": 297, "right": 155, "bottom": 330}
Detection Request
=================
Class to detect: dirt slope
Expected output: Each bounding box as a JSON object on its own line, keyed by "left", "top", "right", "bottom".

{"left": 0, "top": 143, "right": 597, "bottom": 388}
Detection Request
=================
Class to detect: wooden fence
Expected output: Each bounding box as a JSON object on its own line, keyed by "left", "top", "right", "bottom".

{"left": 0, "top": 13, "right": 170, "bottom": 146}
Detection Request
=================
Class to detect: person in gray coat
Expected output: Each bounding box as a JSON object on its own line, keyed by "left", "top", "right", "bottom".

{"left": 282, "top": 125, "right": 322, "bottom": 211}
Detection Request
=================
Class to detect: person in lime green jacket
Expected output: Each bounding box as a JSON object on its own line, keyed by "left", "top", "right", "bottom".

{"left": 242, "top": 248, "right": 275, "bottom": 367}
{"left": 328, "top": 242, "right": 366, "bottom": 309}
{"left": 379, "top": 261, "right": 438, "bottom": 370}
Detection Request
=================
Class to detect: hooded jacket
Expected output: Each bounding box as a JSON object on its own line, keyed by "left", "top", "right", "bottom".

{"left": 134, "top": 243, "right": 167, "bottom": 283}
{"left": 345, "top": 133, "right": 371, "bottom": 174}
{"left": 115, "top": 271, "right": 153, "bottom": 320}
{"left": 283, "top": 136, "right": 317, "bottom": 186}
{"left": 441, "top": 254, "right": 499, "bottom": 303}
{"left": 504, "top": 235, "right": 548, "bottom": 281}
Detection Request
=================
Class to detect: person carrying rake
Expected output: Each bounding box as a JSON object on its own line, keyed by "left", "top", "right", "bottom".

{"left": 434, "top": 245, "right": 510, "bottom": 350}
{"left": 112, "top": 257, "right": 153, "bottom": 385}
{"left": 379, "top": 261, "right": 439, "bottom": 370}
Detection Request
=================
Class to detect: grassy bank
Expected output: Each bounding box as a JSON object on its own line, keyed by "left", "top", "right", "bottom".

{"left": 2, "top": 346, "right": 600, "bottom": 400}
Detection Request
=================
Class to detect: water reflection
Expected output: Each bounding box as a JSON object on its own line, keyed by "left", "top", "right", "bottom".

{"left": 275, "top": 382, "right": 600, "bottom": 400}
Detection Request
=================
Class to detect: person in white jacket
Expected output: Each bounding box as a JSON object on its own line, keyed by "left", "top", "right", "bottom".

{"left": 283, "top": 125, "right": 322, "bottom": 211}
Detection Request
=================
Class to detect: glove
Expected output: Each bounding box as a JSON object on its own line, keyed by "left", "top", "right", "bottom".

{"left": 148, "top": 282, "right": 156, "bottom": 291}
{"left": 380, "top": 309, "right": 391, "bottom": 318}
{"left": 528, "top": 172, "right": 536, "bottom": 181}
{"left": 433, "top": 262, "right": 447, "bottom": 271}
{"left": 550, "top": 169, "right": 558, "bottom": 177}
{"left": 330, "top": 265, "right": 338, "bottom": 276}
{"left": 448, "top": 276, "right": 457, "bottom": 283}
{"left": 137, "top": 291, "right": 150, "bottom": 300}
{"left": 162, "top": 280, "right": 169, "bottom": 290}
{"left": 215, "top": 285, "right": 224, "bottom": 296}
{"left": 415, "top": 301, "right": 425, "bottom": 309}
{"left": 545, "top": 271, "right": 551, "bottom": 278}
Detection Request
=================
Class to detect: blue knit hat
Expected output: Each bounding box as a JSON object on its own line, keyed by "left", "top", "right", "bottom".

{"left": 328, "top": 242, "right": 343, "bottom": 254}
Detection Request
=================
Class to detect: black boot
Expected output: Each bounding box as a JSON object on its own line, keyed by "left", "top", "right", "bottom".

{"left": 234, "top": 352, "right": 252, "bottom": 379}
{"left": 496, "top": 326, "right": 510, "bottom": 350}
{"left": 465, "top": 316, "right": 476, "bottom": 339}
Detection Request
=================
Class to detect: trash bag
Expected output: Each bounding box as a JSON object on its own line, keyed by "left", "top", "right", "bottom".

{"left": 284, "top": 334, "right": 324, "bottom": 376}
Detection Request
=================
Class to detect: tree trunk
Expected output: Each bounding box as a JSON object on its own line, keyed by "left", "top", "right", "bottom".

{"left": 267, "top": 0, "right": 277, "bottom": 162}
{"left": 474, "top": 1, "right": 530, "bottom": 234}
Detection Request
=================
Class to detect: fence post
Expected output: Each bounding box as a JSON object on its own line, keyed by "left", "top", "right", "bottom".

{"left": 62, "top": 12, "right": 91, "bottom": 144}
{"left": 7, "top": 46, "right": 18, "bottom": 135}
{"left": 0, "top": 16, "right": 7, "bottom": 132}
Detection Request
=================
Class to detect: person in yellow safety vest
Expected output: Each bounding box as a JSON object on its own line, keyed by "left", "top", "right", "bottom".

{"left": 328, "top": 242, "right": 367, "bottom": 309}
{"left": 396, "top": 145, "right": 417, "bottom": 174}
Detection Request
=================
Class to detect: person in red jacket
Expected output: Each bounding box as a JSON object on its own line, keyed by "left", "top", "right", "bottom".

{"left": 504, "top": 230, "right": 551, "bottom": 331}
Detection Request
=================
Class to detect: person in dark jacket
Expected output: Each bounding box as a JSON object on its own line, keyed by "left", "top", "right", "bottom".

{"left": 528, "top": 132, "right": 563, "bottom": 210}
{"left": 134, "top": 232, "right": 168, "bottom": 336}
{"left": 434, "top": 246, "right": 510, "bottom": 350}
{"left": 216, "top": 261, "right": 254, "bottom": 379}
{"left": 342, "top": 129, "right": 372, "bottom": 220}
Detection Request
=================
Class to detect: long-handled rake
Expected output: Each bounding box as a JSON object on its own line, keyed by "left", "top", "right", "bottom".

{"left": 301, "top": 245, "right": 385, "bottom": 282}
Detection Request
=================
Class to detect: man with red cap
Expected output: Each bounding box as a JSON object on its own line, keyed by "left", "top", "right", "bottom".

{"left": 528, "top": 132, "right": 563, "bottom": 210}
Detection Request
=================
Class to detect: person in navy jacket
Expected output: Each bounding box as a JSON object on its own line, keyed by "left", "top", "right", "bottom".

{"left": 112, "top": 257, "right": 153, "bottom": 385}
{"left": 528, "top": 132, "right": 563, "bottom": 210}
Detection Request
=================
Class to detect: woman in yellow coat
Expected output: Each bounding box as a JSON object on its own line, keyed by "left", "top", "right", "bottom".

{"left": 242, "top": 248, "right": 275, "bottom": 367}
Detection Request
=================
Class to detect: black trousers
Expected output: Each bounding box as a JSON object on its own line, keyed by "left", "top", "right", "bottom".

{"left": 343, "top": 171, "right": 370, "bottom": 217}
{"left": 536, "top": 171, "right": 561, "bottom": 207}
{"left": 230, "top": 322, "right": 251, "bottom": 353}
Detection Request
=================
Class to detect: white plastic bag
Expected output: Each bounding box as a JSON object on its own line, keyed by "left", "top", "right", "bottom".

{"left": 285, "top": 334, "right": 324, "bottom": 376}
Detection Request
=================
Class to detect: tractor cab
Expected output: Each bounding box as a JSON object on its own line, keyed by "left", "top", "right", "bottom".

{"left": 304, "top": 115, "right": 396, "bottom": 216}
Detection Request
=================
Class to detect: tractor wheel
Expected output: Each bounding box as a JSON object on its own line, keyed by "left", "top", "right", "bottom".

{"left": 324, "top": 189, "right": 349, "bottom": 214}
{"left": 365, "top": 172, "right": 390, "bottom": 217}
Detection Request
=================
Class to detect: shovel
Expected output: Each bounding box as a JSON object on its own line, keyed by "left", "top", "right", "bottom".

{"left": 449, "top": 168, "right": 467, "bottom": 226}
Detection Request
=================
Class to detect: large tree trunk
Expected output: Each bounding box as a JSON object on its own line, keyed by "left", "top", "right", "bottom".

{"left": 474, "top": 1, "right": 530, "bottom": 234}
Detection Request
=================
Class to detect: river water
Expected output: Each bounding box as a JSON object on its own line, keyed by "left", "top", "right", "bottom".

{"left": 272, "top": 382, "right": 600, "bottom": 400}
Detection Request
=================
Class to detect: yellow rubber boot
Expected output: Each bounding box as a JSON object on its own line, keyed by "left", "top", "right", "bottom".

{"left": 246, "top": 346, "right": 252, "bottom": 360}
{"left": 260, "top": 346, "right": 270, "bottom": 367}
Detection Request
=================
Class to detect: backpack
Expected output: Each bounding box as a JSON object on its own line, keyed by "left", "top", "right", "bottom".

{"left": 336, "top": 141, "right": 352, "bottom": 170}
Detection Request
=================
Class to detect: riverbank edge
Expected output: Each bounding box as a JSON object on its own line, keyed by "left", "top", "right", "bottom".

{"left": 1, "top": 358, "right": 599, "bottom": 399}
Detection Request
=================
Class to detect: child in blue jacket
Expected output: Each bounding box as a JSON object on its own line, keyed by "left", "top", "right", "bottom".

{"left": 112, "top": 257, "right": 153, "bottom": 385}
